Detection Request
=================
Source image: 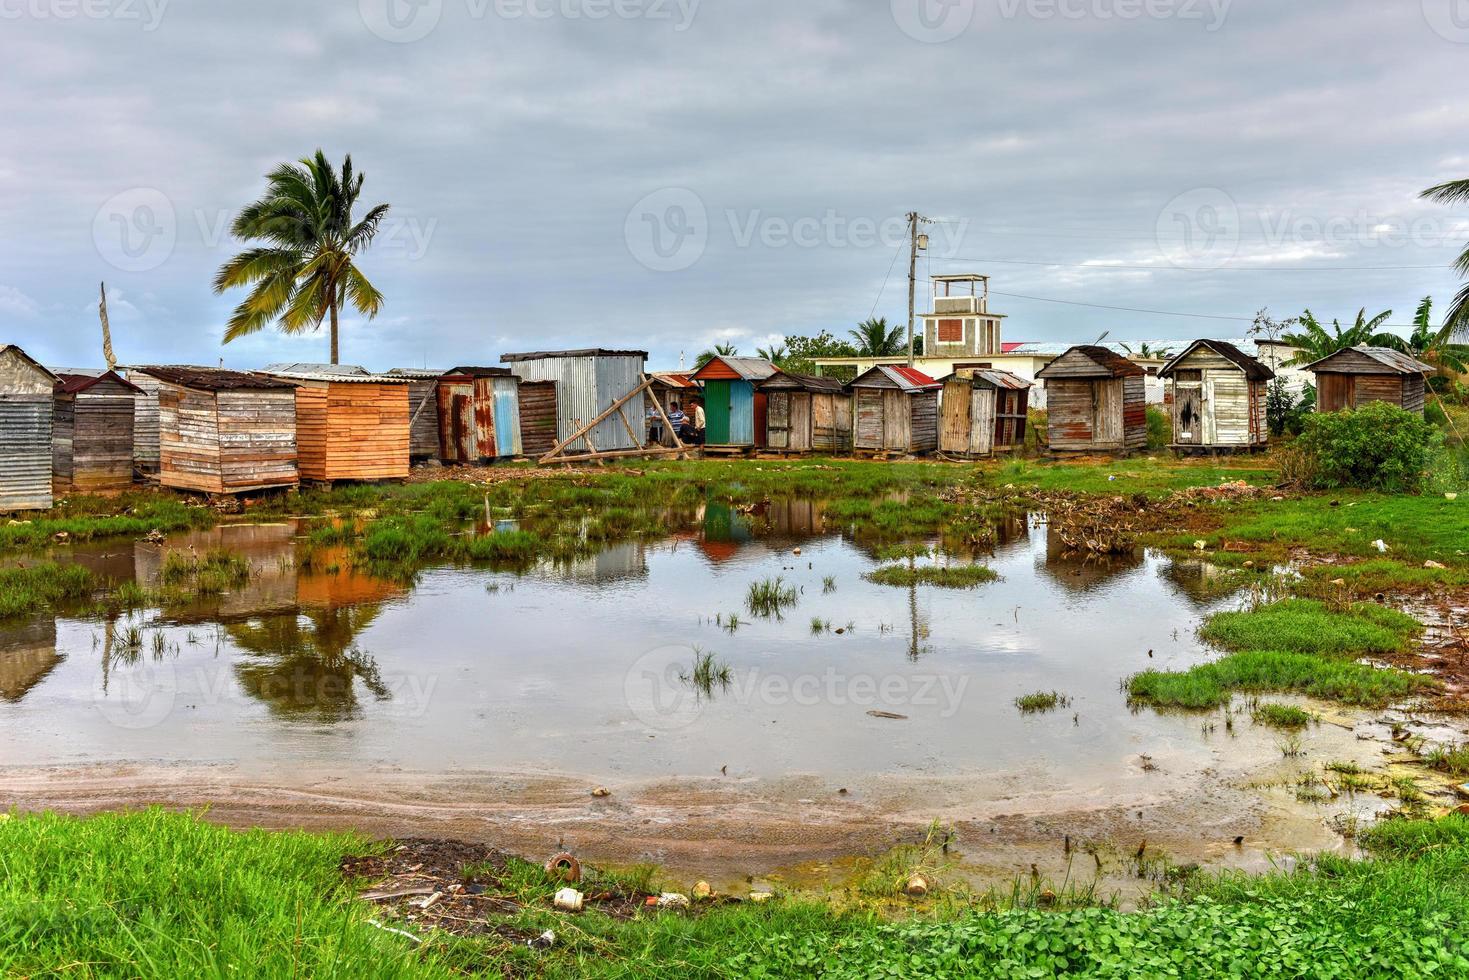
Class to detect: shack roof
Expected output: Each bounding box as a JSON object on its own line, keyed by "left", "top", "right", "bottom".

{"left": 387, "top": 367, "right": 448, "bottom": 380}
{"left": 500, "top": 348, "right": 648, "bottom": 363}
{"left": 938, "top": 367, "right": 1033, "bottom": 390}
{"left": 848, "top": 364, "right": 942, "bottom": 392}
{"left": 1303, "top": 345, "right": 1433, "bottom": 375}
{"left": 447, "top": 365, "right": 515, "bottom": 378}
{"left": 1035, "top": 345, "right": 1145, "bottom": 379}
{"left": 0, "top": 345, "right": 59, "bottom": 384}
{"left": 55, "top": 370, "right": 143, "bottom": 395}
{"left": 1159, "top": 340, "right": 1275, "bottom": 381}
{"left": 758, "top": 370, "right": 846, "bottom": 393}
{"left": 262, "top": 363, "right": 410, "bottom": 383}
{"left": 690, "top": 355, "right": 779, "bottom": 383}
{"left": 135, "top": 366, "right": 297, "bottom": 391}
{"left": 649, "top": 372, "right": 698, "bottom": 389}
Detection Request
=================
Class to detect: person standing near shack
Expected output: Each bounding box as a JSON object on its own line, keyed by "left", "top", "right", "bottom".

{"left": 686, "top": 397, "right": 706, "bottom": 445}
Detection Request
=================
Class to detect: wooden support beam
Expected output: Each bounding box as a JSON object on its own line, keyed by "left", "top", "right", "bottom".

{"left": 539, "top": 377, "right": 657, "bottom": 464}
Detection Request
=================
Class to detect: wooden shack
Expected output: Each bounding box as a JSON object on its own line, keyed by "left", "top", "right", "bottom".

{"left": 691, "top": 355, "right": 778, "bottom": 453}
{"left": 0, "top": 345, "right": 59, "bottom": 512}
{"left": 436, "top": 366, "right": 522, "bottom": 463}
{"left": 847, "top": 365, "right": 941, "bottom": 456}
{"left": 501, "top": 349, "right": 648, "bottom": 453}
{"left": 1158, "top": 340, "right": 1273, "bottom": 452}
{"left": 261, "top": 364, "right": 409, "bottom": 483}
{"left": 126, "top": 368, "right": 164, "bottom": 474}
{"left": 52, "top": 371, "right": 141, "bottom": 493}
{"left": 140, "top": 367, "right": 300, "bottom": 495}
{"left": 387, "top": 369, "right": 446, "bottom": 459}
{"left": 758, "top": 370, "right": 851, "bottom": 455}
{"left": 1303, "top": 346, "right": 1433, "bottom": 416}
{"left": 517, "top": 380, "right": 558, "bottom": 458}
{"left": 938, "top": 367, "right": 1031, "bottom": 458}
{"left": 1034, "top": 346, "right": 1146, "bottom": 453}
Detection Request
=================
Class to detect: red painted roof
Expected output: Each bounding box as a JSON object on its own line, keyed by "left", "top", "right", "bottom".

{"left": 1001, "top": 342, "right": 1026, "bottom": 353}
{"left": 890, "top": 366, "right": 940, "bottom": 389}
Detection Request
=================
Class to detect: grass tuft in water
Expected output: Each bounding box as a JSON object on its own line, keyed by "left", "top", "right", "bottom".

{"left": 1423, "top": 742, "right": 1469, "bottom": 776}
{"left": 679, "top": 647, "right": 731, "bottom": 697}
{"left": 1126, "top": 650, "right": 1432, "bottom": 710}
{"left": 1200, "top": 599, "right": 1421, "bottom": 656}
{"left": 864, "top": 564, "right": 998, "bottom": 589}
{"left": 746, "top": 576, "right": 798, "bottom": 619}
{"left": 160, "top": 551, "right": 252, "bottom": 594}
{"left": 1014, "top": 690, "right": 1072, "bottom": 714}
{"left": 0, "top": 563, "right": 94, "bottom": 618}
{"left": 1252, "top": 703, "right": 1315, "bottom": 729}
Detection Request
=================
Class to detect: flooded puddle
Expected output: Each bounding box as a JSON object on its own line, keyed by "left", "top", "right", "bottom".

{"left": 0, "top": 503, "right": 1422, "bottom": 886}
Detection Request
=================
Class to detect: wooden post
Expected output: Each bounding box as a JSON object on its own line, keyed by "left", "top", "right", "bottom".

{"left": 539, "top": 375, "right": 697, "bottom": 465}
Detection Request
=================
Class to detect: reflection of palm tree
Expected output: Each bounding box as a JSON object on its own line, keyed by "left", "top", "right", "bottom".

{"left": 228, "top": 605, "right": 390, "bottom": 721}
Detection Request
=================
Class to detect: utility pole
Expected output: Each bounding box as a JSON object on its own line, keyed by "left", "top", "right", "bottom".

{"left": 905, "top": 212, "right": 929, "bottom": 367}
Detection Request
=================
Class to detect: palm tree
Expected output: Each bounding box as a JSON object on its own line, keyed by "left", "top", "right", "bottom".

{"left": 1281, "top": 308, "right": 1402, "bottom": 366}
{"left": 1121, "top": 342, "right": 1173, "bottom": 360}
{"left": 214, "top": 150, "right": 390, "bottom": 364}
{"left": 1420, "top": 177, "right": 1469, "bottom": 337}
{"left": 848, "top": 317, "right": 905, "bottom": 357}
{"left": 695, "top": 342, "right": 738, "bottom": 369}
{"left": 1406, "top": 296, "right": 1469, "bottom": 375}
{"left": 755, "top": 342, "right": 788, "bottom": 367}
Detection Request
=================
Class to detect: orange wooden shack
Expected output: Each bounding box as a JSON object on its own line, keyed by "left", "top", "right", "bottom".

{"left": 262, "top": 364, "right": 411, "bottom": 483}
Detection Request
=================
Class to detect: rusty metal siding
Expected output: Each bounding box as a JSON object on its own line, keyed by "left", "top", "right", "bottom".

{"left": 491, "top": 377, "right": 522, "bottom": 457}
{"left": 506, "top": 353, "right": 645, "bottom": 452}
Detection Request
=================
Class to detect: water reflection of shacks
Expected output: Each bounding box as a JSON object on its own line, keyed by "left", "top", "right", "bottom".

{"left": 0, "top": 345, "right": 60, "bottom": 512}
{"left": 51, "top": 371, "right": 142, "bottom": 494}
{"left": 0, "top": 616, "right": 60, "bottom": 702}
{"left": 1041, "top": 530, "right": 1145, "bottom": 592}
{"left": 1159, "top": 556, "right": 1239, "bottom": 607}
{"left": 133, "top": 367, "right": 300, "bottom": 494}
{"left": 228, "top": 605, "right": 390, "bottom": 722}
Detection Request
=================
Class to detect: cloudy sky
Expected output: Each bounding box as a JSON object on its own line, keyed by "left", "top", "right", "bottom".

{"left": 2, "top": 0, "right": 1467, "bottom": 371}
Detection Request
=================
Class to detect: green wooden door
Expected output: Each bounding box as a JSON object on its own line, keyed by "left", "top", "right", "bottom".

{"left": 704, "top": 380, "right": 731, "bottom": 444}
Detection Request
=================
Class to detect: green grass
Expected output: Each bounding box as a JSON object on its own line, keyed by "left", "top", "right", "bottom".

{"left": 1199, "top": 599, "right": 1421, "bottom": 656}
{"left": 1423, "top": 742, "right": 1469, "bottom": 777}
{"left": 992, "top": 455, "right": 1275, "bottom": 497}
{"left": 0, "top": 491, "right": 216, "bottom": 554}
{"left": 1126, "top": 649, "right": 1432, "bottom": 709}
{"left": 864, "top": 564, "right": 998, "bottom": 589}
{"left": 160, "top": 550, "right": 252, "bottom": 594}
{"left": 1014, "top": 690, "right": 1071, "bottom": 713}
{"left": 679, "top": 647, "right": 731, "bottom": 696}
{"left": 746, "top": 576, "right": 799, "bottom": 618}
{"left": 1252, "top": 702, "right": 1316, "bottom": 729}
{"left": 0, "top": 562, "right": 95, "bottom": 618}
{"left": 4, "top": 810, "right": 1469, "bottom": 978}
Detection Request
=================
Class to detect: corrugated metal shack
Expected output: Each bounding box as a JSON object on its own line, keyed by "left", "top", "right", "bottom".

{"left": 847, "top": 365, "right": 941, "bottom": 456}
{"left": 0, "top": 345, "right": 60, "bottom": 512}
{"left": 262, "top": 364, "right": 410, "bottom": 483}
{"left": 52, "top": 371, "right": 141, "bottom": 493}
{"left": 1304, "top": 346, "right": 1432, "bottom": 416}
{"left": 500, "top": 349, "right": 648, "bottom": 454}
{"left": 387, "top": 368, "right": 447, "bottom": 459}
{"left": 446, "top": 366, "right": 522, "bottom": 461}
{"left": 757, "top": 370, "right": 851, "bottom": 455}
{"left": 938, "top": 367, "right": 1031, "bottom": 458}
{"left": 140, "top": 366, "right": 300, "bottom": 494}
{"left": 691, "top": 355, "right": 778, "bottom": 453}
{"left": 1035, "top": 345, "right": 1147, "bottom": 453}
{"left": 1158, "top": 340, "right": 1273, "bottom": 452}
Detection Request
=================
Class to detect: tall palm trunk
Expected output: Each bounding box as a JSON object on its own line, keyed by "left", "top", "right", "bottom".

{"left": 330, "top": 302, "right": 339, "bottom": 364}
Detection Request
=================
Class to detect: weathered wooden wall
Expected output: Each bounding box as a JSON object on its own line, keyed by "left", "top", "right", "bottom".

{"left": 158, "top": 385, "right": 222, "bottom": 492}
{"left": 403, "top": 380, "right": 440, "bottom": 458}
{"left": 216, "top": 390, "right": 299, "bottom": 492}
{"left": 517, "top": 381, "right": 558, "bottom": 458}
{"left": 1166, "top": 348, "right": 1268, "bottom": 448}
{"left": 128, "top": 371, "right": 163, "bottom": 472}
{"left": 54, "top": 381, "right": 136, "bottom": 493}
{"left": 811, "top": 392, "right": 852, "bottom": 453}
{"left": 1046, "top": 377, "right": 1146, "bottom": 452}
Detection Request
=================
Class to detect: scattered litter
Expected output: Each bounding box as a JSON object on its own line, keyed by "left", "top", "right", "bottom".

{"left": 692, "top": 881, "right": 712, "bottom": 901}
{"left": 1193, "top": 540, "right": 1207, "bottom": 551}
{"left": 866, "top": 709, "right": 908, "bottom": 720}
{"left": 554, "top": 887, "right": 584, "bottom": 912}
{"left": 749, "top": 891, "right": 774, "bottom": 903}
{"left": 792, "top": 547, "right": 801, "bottom": 556}
{"left": 1425, "top": 560, "right": 1447, "bottom": 570}
{"left": 415, "top": 891, "right": 443, "bottom": 910}
{"left": 528, "top": 930, "right": 556, "bottom": 950}
{"left": 367, "top": 920, "right": 422, "bottom": 944}
{"left": 657, "top": 892, "right": 691, "bottom": 909}
{"left": 591, "top": 786, "right": 611, "bottom": 798}
{"left": 1371, "top": 539, "right": 1389, "bottom": 552}
{"left": 1447, "top": 493, "right": 1459, "bottom": 501}
{"left": 1457, "top": 783, "right": 1469, "bottom": 800}
{"left": 544, "top": 852, "right": 581, "bottom": 883}
{"left": 360, "top": 885, "right": 436, "bottom": 902}
{"left": 904, "top": 874, "right": 929, "bottom": 897}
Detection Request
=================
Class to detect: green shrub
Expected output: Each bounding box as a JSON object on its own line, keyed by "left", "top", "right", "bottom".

{"left": 1267, "top": 378, "right": 1315, "bottom": 437}
{"left": 1145, "top": 405, "right": 1171, "bottom": 449}
{"left": 1297, "top": 402, "right": 1437, "bottom": 492}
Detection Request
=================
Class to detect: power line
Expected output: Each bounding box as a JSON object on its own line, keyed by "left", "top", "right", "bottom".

{"left": 868, "top": 239, "right": 905, "bottom": 320}
{"left": 987, "top": 288, "right": 1428, "bottom": 329}
{"left": 932, "top": 255, "right": 1450, "bottom": 273}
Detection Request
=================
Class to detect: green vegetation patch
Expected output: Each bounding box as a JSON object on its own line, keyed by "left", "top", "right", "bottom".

{"left": 1200, "top": 599, "right": 1421, "bottom": 656}
{"left": 0, "top": 562, "right": 95, "bottom": 619}
{"left": 1251, "top": 702, "right": 1316, "bottom": 729}
{"left": 864, "top": 564, "right": 998, "bottom": 589}
{"left": 1127, "top": 650, "right": 1432, "bottom": 709}
{"left": 1014, "top": 690, "right": 1072, "bottom": 714}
